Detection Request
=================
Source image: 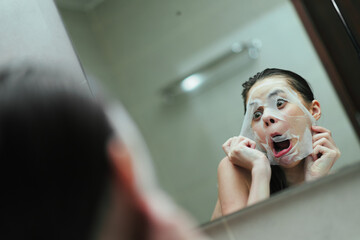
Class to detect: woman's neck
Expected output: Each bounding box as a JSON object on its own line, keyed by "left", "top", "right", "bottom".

{"left": 281, "top": 160, "right": 305, "bottom": 186}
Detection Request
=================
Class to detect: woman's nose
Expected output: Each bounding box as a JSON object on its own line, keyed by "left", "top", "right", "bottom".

{"left": 262, "top": 113, "right": 278, "bottom": 127}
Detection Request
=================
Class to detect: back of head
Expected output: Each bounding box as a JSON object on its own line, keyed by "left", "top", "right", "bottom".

{"left": 0, "top": 63, "right": 113, "bottom": 239}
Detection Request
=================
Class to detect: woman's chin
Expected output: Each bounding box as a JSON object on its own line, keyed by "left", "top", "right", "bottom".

{"left": 277, "top": 157, "right": 302, "bottom": 168}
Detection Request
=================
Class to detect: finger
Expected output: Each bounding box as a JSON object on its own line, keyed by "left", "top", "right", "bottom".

{"left": 312, "top": 132, "right": 336, "bottom": 147}
{"left": 312, "top": 132, "right": 331, "bottom": 142}
{"left": 222, "top": 137, "right": 234, "bottom": 154}
{"left": 238, "top": 136, "right": 246, "bottom": 142}
{"left": 222, "top": 138, "right": 231, "bottom": 152}
{"left": 242, "top": 138, "right": 256, "bottom": 149}
{"left": 228, "top": 136, "right": 245, "bottom": 157}
{"left": 313, "top": 137, "right": 335, "bottom": 150}
{"left": 311, "top": 146, "right": 337, "bottom": 172}
{"left": 231, "top": 136, "right": 254, "bottom": 148}
{"left": 312, "top": 145, "right": 327, "bottom": 161}
{"left": 312, "top": 125, "right": 331, "bottom": 135}
{"left": 223, "top": 137, "right": 234, "bottom": 146}
{"left": 312, "top": 144, "right": 337, "bottom": 162}
{"left": 229, "top": 137, "right": 241, "bottom": 149}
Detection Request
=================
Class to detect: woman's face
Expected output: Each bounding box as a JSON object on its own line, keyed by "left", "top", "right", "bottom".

{"left": 245, "top": 76, "right": 314, "bottom": 167}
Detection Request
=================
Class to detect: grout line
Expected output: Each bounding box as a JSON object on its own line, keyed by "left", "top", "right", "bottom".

{"left": 222, "top": 218, "right": 236, "bottom": 240}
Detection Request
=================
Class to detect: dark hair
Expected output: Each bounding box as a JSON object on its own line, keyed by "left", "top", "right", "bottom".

{"left": 242, "top": 68, "right": 315, "bottom": 194}
{"left": 0, "top": 64, "right": 115, "bottom": 239}
{"left": 242, "top": 68, "right": 314, "bottom": 111}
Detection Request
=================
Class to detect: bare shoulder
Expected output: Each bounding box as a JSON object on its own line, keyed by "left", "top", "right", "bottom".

{"left": 217, "top": 157, "right": 252, "bottom": 215}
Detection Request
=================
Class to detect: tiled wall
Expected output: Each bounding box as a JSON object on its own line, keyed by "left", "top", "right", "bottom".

{"left": 58, "top": 0, "right": 360, "bottom": 224}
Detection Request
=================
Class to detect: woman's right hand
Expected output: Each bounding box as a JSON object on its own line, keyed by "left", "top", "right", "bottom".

{"left": 222, "top": 136, "right": 269, "bottom": 171}
{"left": 215, "top": 136, "right": 271, "bottom": 216}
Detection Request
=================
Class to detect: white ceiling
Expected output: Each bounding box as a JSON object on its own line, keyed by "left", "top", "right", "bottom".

{"left": 54, "top": 0, "right": 104, "bottom": 11}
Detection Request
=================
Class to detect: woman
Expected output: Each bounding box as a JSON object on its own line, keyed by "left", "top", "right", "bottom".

{"left": 211, "top": 68, "right": 340, "bottom": 220}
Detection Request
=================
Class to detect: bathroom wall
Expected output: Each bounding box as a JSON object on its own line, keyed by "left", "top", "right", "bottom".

{"left": 58, "top": 0, "right": 360, "bottom": 223}
{"left": 0, "top": 0, "right": 88, "bottom": 90}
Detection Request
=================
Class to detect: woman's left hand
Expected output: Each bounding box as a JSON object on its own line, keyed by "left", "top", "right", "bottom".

{"left": 305, "top": 125, "right": 340, "bottom": 181}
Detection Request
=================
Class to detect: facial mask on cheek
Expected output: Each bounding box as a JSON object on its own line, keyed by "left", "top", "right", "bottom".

{"left": 240, "top": 87, "right": 315, "bottom": 165}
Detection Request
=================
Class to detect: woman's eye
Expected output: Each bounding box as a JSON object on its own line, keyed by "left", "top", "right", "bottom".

{"left": 276, "top": 99, "right": 287, "bottom": 108}
{"left": 253, "top": 111, "right": 262, "bottom": 120}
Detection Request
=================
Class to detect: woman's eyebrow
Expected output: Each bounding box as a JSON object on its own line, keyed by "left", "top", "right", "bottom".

{"left": 267, "top": 89, "right": 285, "bottom": 99}
{"left": 248, "top": 99, "right": 261, "bottom": 107}
{"left": 248, "top": 90, "right": 285, "bottom": 106}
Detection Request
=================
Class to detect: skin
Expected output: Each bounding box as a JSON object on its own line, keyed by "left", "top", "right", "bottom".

{"left": 248, "top": 79, "right": 314, "bottom": 166}
{"left": 211, "top": 76, "right": 340, "bottom": 220}
{"left": 98, "top": 139, "right": 208, "bottom": 240}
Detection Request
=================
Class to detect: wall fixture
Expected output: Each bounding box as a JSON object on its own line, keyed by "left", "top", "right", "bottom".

{"left": 161, "top": 39, "right": 262, "bottom": 102}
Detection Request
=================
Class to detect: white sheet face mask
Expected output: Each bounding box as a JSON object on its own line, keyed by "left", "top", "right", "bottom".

{"left": 240, "top": 81, "right": 315, "bottom": 165}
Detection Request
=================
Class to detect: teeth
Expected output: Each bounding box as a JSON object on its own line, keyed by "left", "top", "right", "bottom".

{"left": 272, "top": 135, "right": 289, "bottom": 142}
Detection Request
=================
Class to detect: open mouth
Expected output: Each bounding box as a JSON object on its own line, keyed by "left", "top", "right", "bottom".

{"left": 272, "top": 135, "right": 292, "bottom": 158}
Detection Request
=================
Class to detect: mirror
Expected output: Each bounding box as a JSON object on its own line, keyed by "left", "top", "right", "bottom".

{"left": 55, "top": 0, "right": 360, "bottom": 224}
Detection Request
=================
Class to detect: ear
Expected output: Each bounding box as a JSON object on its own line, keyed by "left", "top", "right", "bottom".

{"left": 107, "top": 138, "right": 137, "bottom": 192}
{"left": 106, "top": 139, "right": 152, "bottom": 234}
{"left": 309, "top": 100, "right": 321, "bottom": 121}
{"left": 107, "top": 138, "right": 150, "bottom": 209}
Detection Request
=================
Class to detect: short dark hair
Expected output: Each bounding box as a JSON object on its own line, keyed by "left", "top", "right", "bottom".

{"left": 241, "top": 68, "right": 315, "bottom": 111}
{"left": 0, "top": 63, "right": 113, "bottom": 239}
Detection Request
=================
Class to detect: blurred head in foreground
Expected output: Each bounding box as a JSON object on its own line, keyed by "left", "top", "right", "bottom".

{"left": 0, "top": 62, "right": 206, "bottom": 240}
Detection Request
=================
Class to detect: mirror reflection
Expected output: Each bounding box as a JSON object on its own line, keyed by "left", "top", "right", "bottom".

{"left": 55, "top": 0, "right": 360, "bottom": 224}
{"left": 211, "top": 70, "right": 338, "bottom": 220}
